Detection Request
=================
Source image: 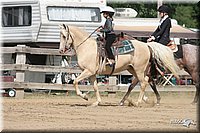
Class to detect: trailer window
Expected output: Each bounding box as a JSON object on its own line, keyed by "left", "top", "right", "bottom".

{"left": 47, "top": 7, "right": 101, "bottom": 22}
{"left": 2, "top": 6, "right": 31, "bottom": 27}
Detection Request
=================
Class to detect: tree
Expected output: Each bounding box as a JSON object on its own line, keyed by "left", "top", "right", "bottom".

{"left": 169, "top": 4, "right": 198, "bottom": 28}
{"left": 108, "top": 2, "right": 199, "bottom": 29}
{"left": 107, "top": 2, "right": 157, "bottom": 18}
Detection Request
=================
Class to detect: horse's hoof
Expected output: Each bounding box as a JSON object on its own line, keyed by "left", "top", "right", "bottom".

{"left": 156, "top": 101, "right": 161, "bottom": 105}
{"left": 91, "top": 101, "right": 99, "bottom": 107}
{"left": 119, "top": 102, "right": 124, "bottom": 106}
{"left": 191, "top": 101, "right": 197, "bottom": 105}
{"left": 157, "top": 97, "right": 161, "bottom": 105}
{"left": 143, "top": 95, "right": 149, "bottom": 103}
{"left": 80, "top": 93, "right": 88, "bottom": 101}
{"left": 156, "top": 100, "right": 160, "bottom": 106}
{"left": 134, "top": 102, "right": 143, "bottom": 107}
{"left": 134, "top": 102, "right": 139, "bottom": 107}
{"left": 83, "top": 95, "right": 88, "bottom": 101}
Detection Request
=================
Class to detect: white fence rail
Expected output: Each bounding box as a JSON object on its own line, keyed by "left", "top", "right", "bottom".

{"left": 0, "top": 45, "right": 118, "bottom": 98}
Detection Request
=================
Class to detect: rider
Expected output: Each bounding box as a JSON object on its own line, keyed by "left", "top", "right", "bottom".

{"left": 147, "top": 5, "right": 171, "bottom": 46}
{"left": 98, "top": 6, "right": 116, "bottom": 66}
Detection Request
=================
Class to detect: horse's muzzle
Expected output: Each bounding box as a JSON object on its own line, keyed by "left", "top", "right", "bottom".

{"left": 59, "top": 47, "right": 68, "bottom": 54}
{"left": 59, "top": 49, "right": 64, "bottom": 54}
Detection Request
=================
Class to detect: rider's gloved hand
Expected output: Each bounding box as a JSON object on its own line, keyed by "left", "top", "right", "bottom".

{"left": 147, "top": 36, "right": 155, "bottom": 42}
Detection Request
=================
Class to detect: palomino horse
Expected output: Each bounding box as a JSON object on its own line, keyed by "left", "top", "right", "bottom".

{"left": 59, "top": 24, "right": 180, "bottom": 106}
{"left": 120, "top": 44, "right": 199, "bottom": 105}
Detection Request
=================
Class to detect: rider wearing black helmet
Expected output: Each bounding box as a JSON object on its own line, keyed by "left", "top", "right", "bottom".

{"left": 147, "top": 5, "right": 171, "bottom": 46}
{"left": 98, "top": 6, "right": 116, "bottom": 66}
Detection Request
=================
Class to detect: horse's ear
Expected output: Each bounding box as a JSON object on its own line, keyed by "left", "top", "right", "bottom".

{"left": 59, "top": 24, "right": 66, "bottom": 29}
{"left": 121, "top": 32, "right": 124, "bottom": 38}
{"left": 63, "top": 24, "right": 66, "bottom": 29}
{"left": 59, "top": 24, "right": 64, "bottom": 29}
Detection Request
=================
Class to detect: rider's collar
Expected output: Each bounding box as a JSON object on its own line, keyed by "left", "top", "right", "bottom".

{"left": 159, "top": 15, "right": 169, "bottom": 25}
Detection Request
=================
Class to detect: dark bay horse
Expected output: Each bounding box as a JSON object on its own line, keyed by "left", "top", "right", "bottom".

{"left": 176, "top": 44, "right": 199, "bottom": 103}
{"left": 120, "top": 43, "right": 199, "bottom": 105}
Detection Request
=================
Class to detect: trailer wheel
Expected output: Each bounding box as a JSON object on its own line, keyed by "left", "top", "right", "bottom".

{"left": 8, "top": 89, "right": 16, "bottom": 97}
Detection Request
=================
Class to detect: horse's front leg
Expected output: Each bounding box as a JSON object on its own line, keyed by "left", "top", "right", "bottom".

{"left": 90, "top": 75, "right": 101, "bottom": 106}
{"left": 119, "top": 78, "right": 138, "bottom": 106}
{"left": 73, "top": 69, "right": 93, "bottom": 100}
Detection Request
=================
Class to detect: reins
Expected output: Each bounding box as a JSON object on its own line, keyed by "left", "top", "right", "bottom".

{"left": 76, "top": 26, "right": 102, "bottom": 48}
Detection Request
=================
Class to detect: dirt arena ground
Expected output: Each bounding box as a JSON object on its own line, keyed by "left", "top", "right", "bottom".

{"left": 1, "top": 87, "right": 199, "bottom": 132}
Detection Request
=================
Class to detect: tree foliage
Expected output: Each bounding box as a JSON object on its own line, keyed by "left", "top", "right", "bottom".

{"left": 108, "top": 2, "right": 157, "bottom": 18}
{"left": 168, "top": 3, "right": 199, "bottom": 28}
{"left": 108, "top": 2, "right": 199, "bottom": 29}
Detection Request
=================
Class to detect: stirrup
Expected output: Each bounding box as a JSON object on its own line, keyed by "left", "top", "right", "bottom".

{"left": 106, "top": 58, "right": 115, "bottom": 67}
{"left": 106, "top": 62, "right": 115, "bottom": 67}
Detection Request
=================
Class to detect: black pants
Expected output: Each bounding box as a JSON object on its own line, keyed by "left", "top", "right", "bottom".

{"left": 105, "top": 34, "right": 116, "bottom": 60}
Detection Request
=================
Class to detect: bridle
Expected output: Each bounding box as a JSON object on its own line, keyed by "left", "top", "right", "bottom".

{"left": 61, "top": 25, "right": 101, "bottom": 51}
{"left": 61, "top": 25, "right": 74, "bottom": 52}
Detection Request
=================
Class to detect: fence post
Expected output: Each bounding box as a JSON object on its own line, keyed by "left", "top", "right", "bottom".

{"left": 108, "top": 76, "right": 117, "bottom": 97}
{"left": 15, "top": 45, "right": 26, "bottom": 98}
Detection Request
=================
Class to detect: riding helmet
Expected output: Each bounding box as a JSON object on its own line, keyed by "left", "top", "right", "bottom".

{"left": 157, "top": 5, "right": 170, "bottom": 14}
{"left": 100, "top": 6, "right": 115, "bottom": 17}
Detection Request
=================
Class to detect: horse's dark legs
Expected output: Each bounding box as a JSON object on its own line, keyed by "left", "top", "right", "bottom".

{"left": 192, "top": 83, "right": 199, "bottom": 104}
{"left": 185, "top": 67, "right": 199, "bottom": 104}
{"left": 192, "top": 70, "right": 199, "bottom": 104}
{"left": 149, "top": 80, "right": 161, "bottom": 105}
{"left": 119, "top": 78, "right": 138, "bottom": 106}
{"left": 119, "top": 78, "right": 162, "bottom": 106}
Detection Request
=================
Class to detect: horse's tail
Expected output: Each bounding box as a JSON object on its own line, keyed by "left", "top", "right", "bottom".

{"left": 147, "top": 42, "right": 180, "bottom": 79}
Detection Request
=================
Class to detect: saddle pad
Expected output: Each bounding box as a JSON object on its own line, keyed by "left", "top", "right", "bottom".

{"left": 112, "top": 40, "right": 134, "bottom": 54}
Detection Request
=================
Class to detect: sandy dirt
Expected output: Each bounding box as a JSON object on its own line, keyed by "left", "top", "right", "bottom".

{"left": 1, "top": 89, "right": 198, "bottom": 132}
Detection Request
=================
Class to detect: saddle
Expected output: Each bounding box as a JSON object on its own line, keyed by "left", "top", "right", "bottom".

{"left": 96, "top": 32, "right": 134, "bottom": 75}
{"left": 97, "top": 32, "right": 128, "bottom": 48}
{"left": 167, "top": 40, "right": 178, "bottom": 52}
{"left": 113, "top": 32, "right": 134, "bottom": 47}
{"left": 167, "top": 40, "right": 183, "bottom": 59}
{"left": 97, "top": 32, "right": 134, "bottom": 57}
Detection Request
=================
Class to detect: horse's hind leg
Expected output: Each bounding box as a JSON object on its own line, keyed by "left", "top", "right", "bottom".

{"left": 188, "top": 69, "right": 199, "bottom": 104}
{"left": 135, "top": 73, "right": 149, "bottom": 107}
{"left": 89, "top": 75, "right": 101, "bottom": 106}
{"left": 119, "top": 78, "right": 138, "bottom": 106}
{"left": 193, "top": 83, "right": 199, "bottom": 104}
{"left": 149, "top": 81, "right": 161, "bottom": 105}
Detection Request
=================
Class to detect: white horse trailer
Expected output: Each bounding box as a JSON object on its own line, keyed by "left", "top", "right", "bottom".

{"left": 114, "top": 8, "right": 138, "bottom": 18}
{"left": 1, "top": 0, "right": 106, "bottom": 45}
{"left": 0, "top": 0, "right": 108, "bottom": 84}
